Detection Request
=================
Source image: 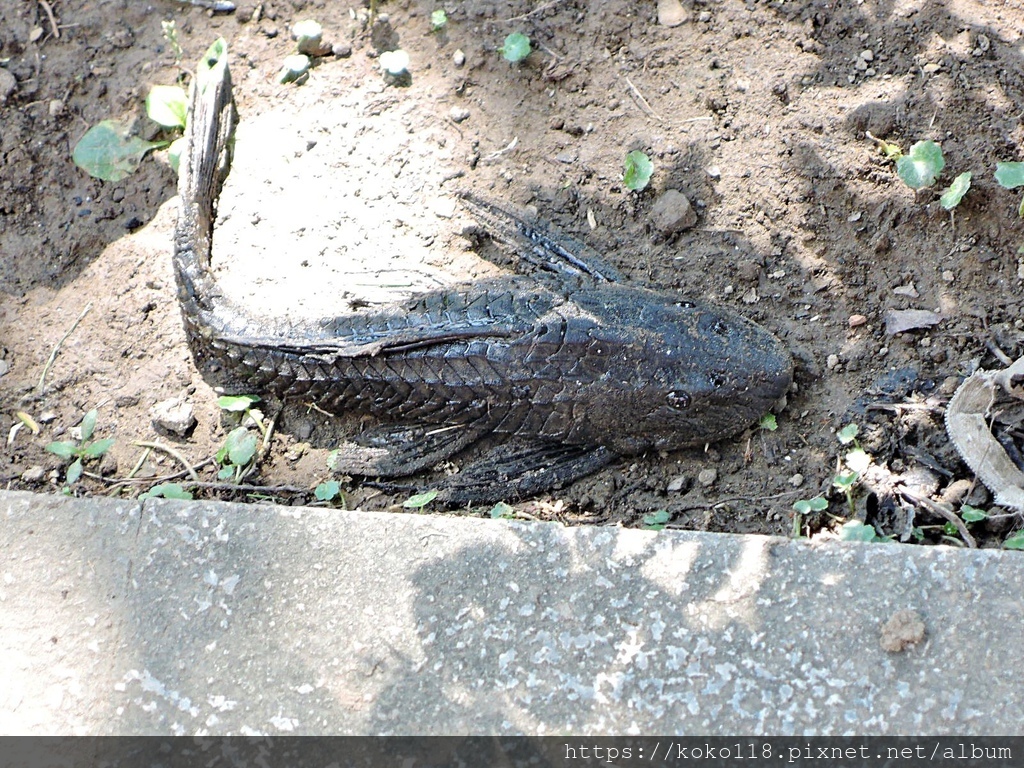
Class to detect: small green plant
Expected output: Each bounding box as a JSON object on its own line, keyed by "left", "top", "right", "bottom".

{"left": 489, "top": 501, "right": 514, "bottom": 519}
{"left": 642, "top": 509, "right": 670, "bottom": 531}
{"left": 403, "top": 489, "right": 439, "bottom": 509}
{"left": 500, "top": 32, "right": 531, "bottom": 63}
{"left": 72, "top": 122, "right": 165, "bottom": 182}
{"left": 430, "top": 9, "right": 448, "bottom": 31}
{"left": 837, "top": 422, "right": 871, "bottom": 474}
{"left": 140, "top": 482, "right": 193, "bottom": 500}
{"left": 215, "top": 428, "right": 259, "bottom": 482}
{"left": 145, "top": 86, "right": 187, "bottom": 130}
{"left": 218, "top": 394, "right": 262, "bottom": 414}
{"left": 940, "top": 171, "right": 972, "bottom": 211}
{"left": 838, "top": 520, "right": 891, "bottom": 543}
{"left": 73, "top": 38, "right": 225, "bottom": 180}
{"left": 215, "top": 394, "right": 265, "bottom": 482}
{"left": 758, "top": 413, "right": 778, "bottom": 432}
{"left": 161, "top": 20, "right": 184, "bottom": 66}
{"left": 1004, "top": 529, "right": 1024, "bottom": 550}
{"left": 793, "top": 496, "right": 828, "bottom": 516}
{"left": 832, "top": 470, "right": 859, "bottom": 515}
{"left": 314, "top": 480, "right": 343, "bottom": 502}
{"left": 791, "top": 496, "right": 828, "bottom": 538}
{"left": 868, "top": 134, "right": 972, "bottom": 215}
{"left": 45, "top": 409, "right": 115, "bottom": 487}
{"left": 623, "top": 150, "right": 653, "bottom": 192}
{"left": 995, "top": 162, "right": 1024, "bottom": 218}
{"left": 895, "top": 140, "right": 945, "bottom": 190}
{"left": 960, "top": 504, "right": 987, "bottom": 523}
{"left": 837, "top": 423, "right": 859, "bottom": 444}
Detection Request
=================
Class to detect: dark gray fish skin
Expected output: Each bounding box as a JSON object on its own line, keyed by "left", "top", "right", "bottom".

{"left": 173, "top": 54, "right": 793, "bottom": 498}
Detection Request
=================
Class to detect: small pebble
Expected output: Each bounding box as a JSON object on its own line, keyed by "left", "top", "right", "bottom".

{"left": 860, "top": 49, "right": 874, "bottom": 61}
{"left": 332, "top": 42, "right": 352, "bottom": 58}
{"left": 449, "top": 106, "right": 470, "bottom": 123}
{"left": 848, "top": 314, "right": 868, "bottom": 328}
{"left": 826, "top": 353, "right": 840, "bottom": 370}
{"left": 453, "top": 49, "right": 465, "bottom": 67}
{"left": 788, "top": 473, "right": 804, "bottom": 488}
{"left": 0, "top": 68, "right": 16, "bottom": 105}
{"left": 649, "top": 189, "right": 698, "bottom": 235}
{"left": 697, "top": 468, "right": 717, "bottom": 487}
{"left": 666, "top": 475, "right": 687, "bottom": 492}
{"left": 0, "top": 360, "right": 8, "bottom": 378}
{"left": 48, "top": 99, "right": 63, "bottom": 117}
{"left": 657, "top": 0, "right": 690, "bottom": 27}
{"left": 151, "top": 397, "right": 196, "bottom": 437}
{"left": 22, "top": 466, "right": 45, "bottom": 482}
{"left": 941, "top": 270, "right": 955, "bottom": 282}
{"left": 893, "top": 282, "right": 919, "bottom": 298}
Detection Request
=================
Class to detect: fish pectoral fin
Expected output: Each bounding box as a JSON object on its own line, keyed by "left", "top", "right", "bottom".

{"left": 436, "top": 440, "right": 615, "bottom": 506}
{"left": 329, "top": 419, "right": 497, "bottom": 477}
{"left": 459, "top": 192, "right": 622, "bottom": 283}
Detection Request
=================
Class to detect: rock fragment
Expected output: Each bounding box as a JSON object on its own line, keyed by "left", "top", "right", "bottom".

{"left": 152, "top": 397, "right": 197, "bottom": 437}
{"left": 0, "top": 68, "right": 16, "bottom": 105}
{"left": 883, "top": 309, "right": 941, "bottom": 335}
{"left": 649, "top": 189, "right": 697, "bottom": 235}
{"left": 657, "top": 0, "right": 690, "bottom": 27}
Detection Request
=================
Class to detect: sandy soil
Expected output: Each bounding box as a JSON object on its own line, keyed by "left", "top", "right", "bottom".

{"left": 3, "top": 0, "right": 1024, "bottom": 546}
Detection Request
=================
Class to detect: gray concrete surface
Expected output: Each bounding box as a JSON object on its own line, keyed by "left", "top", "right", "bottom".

{"left": 2, "top": 488, "right": 1023, "bottom": 736}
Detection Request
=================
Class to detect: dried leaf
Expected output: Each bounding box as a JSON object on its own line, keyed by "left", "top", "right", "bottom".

{"left": 945, "top": 357, "right": 1024, "bottom": 512}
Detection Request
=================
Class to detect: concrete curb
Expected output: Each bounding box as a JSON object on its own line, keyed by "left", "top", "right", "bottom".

{"left": 2, "top": 489, "right": 1021, "bottom": 735}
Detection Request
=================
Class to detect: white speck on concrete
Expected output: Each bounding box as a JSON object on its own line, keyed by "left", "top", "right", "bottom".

{"left": 269, "top": 713, "right": 299, "bottom": 731}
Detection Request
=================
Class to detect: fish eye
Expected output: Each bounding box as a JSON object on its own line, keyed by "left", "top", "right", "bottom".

{"left": 666, "top": 390, "right": 691, "bottom": 409}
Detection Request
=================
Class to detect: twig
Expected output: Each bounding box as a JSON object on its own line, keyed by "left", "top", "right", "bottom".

{"left": 133, "top": 440, "right": 200, "bottom": 481}
{"left": 101, "top": 458, "right": 216, "bottom": 494}
{"left": 482, "top": 136, "right": 518, "bottom": 161}
{"left": 38, "top": 0, "right": 60, "bottom": 39}
{"left": 537, "top": 43, "right": 562, "bottom": 61}
{"left": 178, "top": 481, "right": 307, "bottom": 493}
{"left": 127, "top": 445, "right": 153, "bottom": 480}
{"left": 902, "top": 490, "right": 976, "bottom": 548}
{"left": 987, "top": 339, "right": 1015, "bottom": 368}
{"left": 503, "top": 0, "right": 569, "bottom": 22}
{"left": 623, "top": 76, "right": 662, "bottom": 122}
{"left": 240, "top": 406, "right": 281, "bottom": 481}
{"left": 37, "top": 302, "right": 92, "bottom": 395}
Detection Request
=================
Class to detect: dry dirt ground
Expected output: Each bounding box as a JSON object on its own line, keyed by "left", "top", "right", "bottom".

{"left": 3, "top": 0, "right": 1024, "bottom": 547}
